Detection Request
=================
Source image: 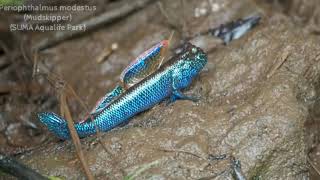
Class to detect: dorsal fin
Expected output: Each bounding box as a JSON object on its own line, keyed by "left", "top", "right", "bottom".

{"left": 120, "top": 40, "right": 170, "bottom": 88}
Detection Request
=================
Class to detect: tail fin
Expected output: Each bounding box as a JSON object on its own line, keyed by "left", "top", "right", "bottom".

{"left": 38, "top": 112, "right": 70, "bottom": 140}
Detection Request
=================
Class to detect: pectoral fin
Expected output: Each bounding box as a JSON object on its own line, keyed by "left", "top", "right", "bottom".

{"left": 173, "top": 90, "right": 199, "bottom": 102}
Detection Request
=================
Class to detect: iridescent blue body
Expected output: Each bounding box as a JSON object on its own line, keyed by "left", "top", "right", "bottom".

{"left": 38, "top": 43, "right": 207, "bottom": 139}
{"left": 89, "top": 41, "right": 169, "bottom": 116}
{"left": 90, "top": 85, "right": 124, "bottom": 114}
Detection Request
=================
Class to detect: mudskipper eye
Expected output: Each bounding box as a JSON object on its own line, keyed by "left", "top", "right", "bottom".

{"left": 192, "top": 48, "right": 197, "bottom": 53}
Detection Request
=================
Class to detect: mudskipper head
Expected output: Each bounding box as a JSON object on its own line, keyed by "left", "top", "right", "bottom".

{"left": 38, "top": 112, "right": 70, "bottom": 140}
{"left": 171, "top": 43, "right": 207, "bottom": 89}
{"left": 177, "top": 42, "right": 207, "bottom": 75}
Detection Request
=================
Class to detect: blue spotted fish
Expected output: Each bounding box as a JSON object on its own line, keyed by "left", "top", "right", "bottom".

{"left": 85, "top": 40, "right": 170, "bottom": 117}
{"left": 39, "top": 43, "right": 207, "bottom": 139}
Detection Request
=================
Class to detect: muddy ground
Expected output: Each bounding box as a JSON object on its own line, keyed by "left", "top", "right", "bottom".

{"left": 1, "top": 0, "right": 320, "bottom": 179}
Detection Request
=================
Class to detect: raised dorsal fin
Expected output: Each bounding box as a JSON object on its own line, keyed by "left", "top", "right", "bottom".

{"left": 86, "top": 36, "right": 174, "bottom": 117}
{"left": 120, "top": 39, "right": 171, "bottom": 88}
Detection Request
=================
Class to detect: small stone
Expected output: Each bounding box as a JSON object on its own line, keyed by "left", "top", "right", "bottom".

{"left": 211, "top": 3, "right": 220, "bottom": 12}
{"left": 111, "top": 43, "right": 118, "bottom": 51}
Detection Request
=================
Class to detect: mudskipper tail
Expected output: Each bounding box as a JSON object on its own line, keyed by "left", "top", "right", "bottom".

{"left": 38, "top": 112, "right": 70, "bottom": 140}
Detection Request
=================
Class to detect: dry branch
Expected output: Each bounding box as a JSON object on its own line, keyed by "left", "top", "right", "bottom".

{"left": 60, "top": 92, "right": 95, "bottom": 180}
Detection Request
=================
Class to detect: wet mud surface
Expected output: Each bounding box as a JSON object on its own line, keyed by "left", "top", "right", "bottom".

{"left": 1, "top": 0, "right": 320, "bottom": 179}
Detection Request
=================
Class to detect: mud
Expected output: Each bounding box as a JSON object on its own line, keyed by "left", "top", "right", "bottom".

{"left": 1, "top": 0, "right": 320, "bottom": 179}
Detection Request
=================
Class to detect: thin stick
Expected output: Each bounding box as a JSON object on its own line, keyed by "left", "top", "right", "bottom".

{"left": 158, "top": 31, "right": 174, "bottom": 69}
{"left": 155, "top": 147, "right": 207, "bottom": 161}
{"left": 60, "top": 92, "right": 95, "bottom": 180}
{"left": 180, "top": 0, "right": 188, "bottom": 38}
{"left": 267, "top": 50, "right": 290, "bottom": 78}
{"left": 33, "top": 0, "right": 155, "bottom": 51}
{"left": 307, "top": 155, "right": 320, "bottom": 176}
{"left": 66, "top": 84, "right": 90, "bottom": 112}
{"left": 157, "top": 1, "right": 183, "bottom": 34}
{"left": 35, "top": 59, "right": 115, "bottom": 178}
{"left": 63, "top": 80, "right": 125, "bottom": 177}
{"left": 32, "top": 52, "right": 38, "bottom": 78}
{"left": 96, "top": 47, "right": 113, "bottom": 64}
{"left": 43, "top": 69, "right": 96, "bottom": 179}
{"left": 20, "top": 37, "right": 32, "bottom": 64}
{"left": 59, "top": 91, "right": 65, "bottom": 118}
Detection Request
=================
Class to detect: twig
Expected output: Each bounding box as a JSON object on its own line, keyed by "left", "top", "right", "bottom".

{"left": 267, "top": 49, "right": 290, "bottom": 78}
{"left": 62, "top": 82, "right": 125, "bottom": 176}
{"left": 32, "top": 52, "right": 39, "bottom": 78}
{"left": 157, "top": 31, "right": 174, "bottom": 69}
{"left": 20, "top": 36, "right": 32, "bottom": 64}
{"left": 198, "top": 169, "right": 228, "bottom": 180}
{"left": 60, "top": 92, "right": 95, "bottom": 180}
{"left": 65, "top": 82, "right": 125, "bottom": 177}
{"left": 34, "top": 58, "right": 116, "bottom": 178}
{"left": 65, "top": 83, "right": 90, "bottom": 113}
{"left": 38, "top": 67, "right": 95, "bottom": 179}
{"left": 155, "top": 147, "right": 207, "bottom": 161}
{"left": 0, "top": 152, "right": 48, "bottom": 180}
{"left": 68, "top": 84, "right": 126, "bottom": 177}
{"left": 157, "top": 1, "right": 183, "bottom": 34}
{"left": 180, "top": 0, "right": 189, "bottom": 38}
{"left": 307, "top": 155, "right": 320, "bottom": 177}
{"left": 125, "top": 159, "right": 161, "bottom": 180}
{"left": 40, "top": 66, "right": 123, "bottom": 178}
{"left": 59, "top": 89, "right": 65, "bottom": 118}
{"left": 96, "top": 43, "right": 118, "bottom": 64}
{"left": 65, "top": 79, "right": 128, "bottom": 178}
{"left": 33, "top": 0, "right": 156, "bottom": 51}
